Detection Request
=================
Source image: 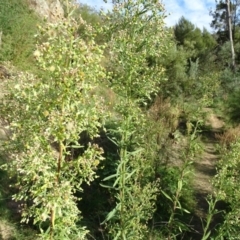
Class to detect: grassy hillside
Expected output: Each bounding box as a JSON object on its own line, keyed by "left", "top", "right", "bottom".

{"left": 0, "top": 0, "right": 41, "bottom": 71}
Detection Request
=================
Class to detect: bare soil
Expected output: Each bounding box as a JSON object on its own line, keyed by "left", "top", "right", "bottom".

{"left": 190, "top": 110, "right": 224, "bottom": 239}
{"left": 0, "top": 220, "right": 15, "bottom": 240}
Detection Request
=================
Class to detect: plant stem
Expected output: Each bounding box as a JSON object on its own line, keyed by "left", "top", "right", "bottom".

{"left": 50, "top": 141, "right": 63, "bottom": 238}
{"left": 120, "top": 116, "right": 128, "bottom": 238}
{"left": 57, "top": 141, "right": 63, "bottom": 183}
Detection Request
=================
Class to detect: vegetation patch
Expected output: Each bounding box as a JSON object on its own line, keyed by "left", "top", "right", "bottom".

{"left": 1, "top": 0, "right": 240, "bottom": 239}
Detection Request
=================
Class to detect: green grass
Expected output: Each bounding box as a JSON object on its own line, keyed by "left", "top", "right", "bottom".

{"left": 0, "top": 0, "right": 42, "bottom": 71}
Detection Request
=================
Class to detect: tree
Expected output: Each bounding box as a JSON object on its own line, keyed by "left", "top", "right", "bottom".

{"left": 174, "top": 17, "right": 217, "bottom": 60}
{"left": 211, "top": 0, "right": 238, "bottom": 69}
{"left": 174, "top": 16, "right": 197, "bottom": 49}
{"left": 210, "top": 0, "right": 240, "bottom": 42}
{"left": 172, "top": 17, "right": 217, "bottom": 78}
{"left": 226, "top": 0, "right": 236, "bottom": 69}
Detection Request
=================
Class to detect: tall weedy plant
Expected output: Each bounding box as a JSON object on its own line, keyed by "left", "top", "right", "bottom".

{"left": 0, "top": 4, "right": 106, "bottom": 239}
{"left": 204, "top": 139, "right": 240, "bottom": 239}
{"left": 101, "top": 1, "right": 171, "bottom": 239}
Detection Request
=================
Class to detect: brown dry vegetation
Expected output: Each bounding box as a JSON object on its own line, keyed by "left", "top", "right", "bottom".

{"left": 148, "top": 96, "right": 181, "bottom": 132}
{"left": 215, "top": 125, "right": 240, "bottom": 147}
{"left": 0, "top": 220, "right": 15, "bottom": 240}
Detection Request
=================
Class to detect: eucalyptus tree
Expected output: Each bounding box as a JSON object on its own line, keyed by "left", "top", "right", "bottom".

{"left": 211, "top": 0, "right": 238, "bottom": 69}
{"left": 226, "top": 0, "right": 236, "bottom": 69}
{"left": 210, "top": 0, "right": 240, "bottom": 42}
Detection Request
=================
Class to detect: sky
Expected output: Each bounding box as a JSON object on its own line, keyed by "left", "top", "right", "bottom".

{"left": 77, "top": 0, "right": 216, "bottom": 31}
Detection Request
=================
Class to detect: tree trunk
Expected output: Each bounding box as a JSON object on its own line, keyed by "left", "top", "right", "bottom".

{"left": 226, "top": 0, "right": 236, "bottom": 70}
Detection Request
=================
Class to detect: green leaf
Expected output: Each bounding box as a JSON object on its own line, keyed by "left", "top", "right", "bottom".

{"left": 101, "top": 204, "right": 120, "bottom": 224}
{"left": 100, "top": 183, "right": 115, "bottom": 189}
{"left": 202, "top": 230, "right": 211, "bottom": 240}
{"left": 113, "top": 177, "right": 120, "bottom": 188}
{"left": 107, "top": 136, "right": 119, "bottom": 146}
{"left": 178, "top": 180, "right": 183, "bottom": 191}
{"left": 102, "top": 173, "right": 119, "bottom": 181}
{"left": 128, "top": 148, "right": 143, "bottom": 156}
{"left": 125, "top": 169, "right": 137, "bottom": 181}
{"left": 161, "top": 190, "right": 173, "bottom": 202}
{"left": 182, "top": 208, "right": 190, "bottom": 214}
{"left": 70, "top": 145, "right": 83, "bottom": 149}
{"left": 113, "top": 231, "right": 121, "bottom": 240}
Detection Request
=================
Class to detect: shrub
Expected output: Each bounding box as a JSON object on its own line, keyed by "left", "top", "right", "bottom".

{"left": 211, "top": 139, "right": 240, "bottom": 239}
{"left": 0, "top": 6, "right": 106, "bottom": 239}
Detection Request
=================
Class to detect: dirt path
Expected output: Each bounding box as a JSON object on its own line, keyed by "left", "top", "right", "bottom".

{"left": 190, "top": 110, "right": 224, "bottom": 238}
{"left": 194, "top": 142, "right": 218, "bottom": 192}
{"left": 194, "top": 111, "right": 224, "bottom": 211}
{"left": 193, "top": 140, "right": 220, "bottom": 217}
{"left": 194, "top": 109, "right": 224, "bottom": 194}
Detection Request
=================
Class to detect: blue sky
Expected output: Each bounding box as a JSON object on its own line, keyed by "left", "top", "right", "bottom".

{"left": 77, "top": 0, "right": 216, "bottom": 31}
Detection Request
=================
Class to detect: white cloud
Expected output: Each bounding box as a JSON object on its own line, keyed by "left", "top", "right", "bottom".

{"left": 164, "top": 0, "right": 215, "bottom": 31}
{"left": 163, "top": 0, "right": 185, "bottom": 27}
{"left": 184, "top": 0, "right": 205, "bottom": 11}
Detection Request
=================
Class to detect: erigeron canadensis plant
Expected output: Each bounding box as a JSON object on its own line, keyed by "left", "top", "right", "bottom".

{"left": 0, "top": 3, "right": 106, "bottom": 239}
{"left": 100, "top": 0, "right": 172, "bottom": 239}
{"left": 203, "top": 139, "right": 240, "bottom": 239}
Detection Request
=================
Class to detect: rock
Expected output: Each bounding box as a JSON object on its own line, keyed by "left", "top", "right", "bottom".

{"left": 27, "top": 0, "right": 64, "bottom": 22}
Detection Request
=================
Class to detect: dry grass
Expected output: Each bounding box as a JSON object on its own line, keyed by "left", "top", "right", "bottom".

{"left": 215, "top": 125, "right": 240, "bottom": 147}
{"left": 0, "top": 220, "right": 15, "bottom": 240}
{"left": 148, "top": 96, "right": 181, "bottom": 132}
